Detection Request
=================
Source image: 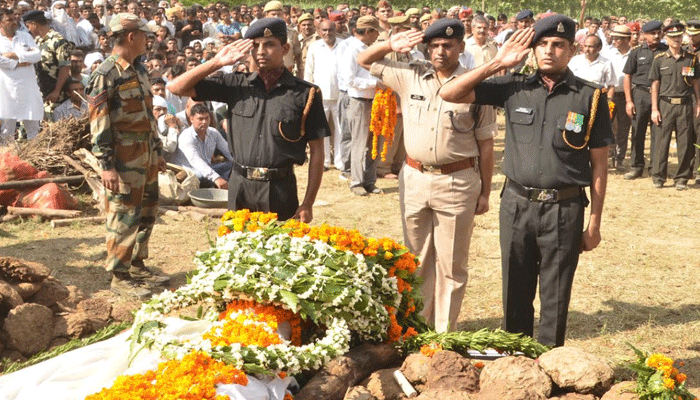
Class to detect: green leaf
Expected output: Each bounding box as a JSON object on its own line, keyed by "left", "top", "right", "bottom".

{"left": 299, "top": 301, "right": 318, "bottom": 322}
{"left": 279, "top": 289, "right": 299, "bottom": 311}
{"left": 213, "top": 275, "right": 232, "bottom": 291}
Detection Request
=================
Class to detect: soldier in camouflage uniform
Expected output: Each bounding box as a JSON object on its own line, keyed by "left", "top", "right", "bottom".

{"left": 21, "top": 10, "right": 72, "bottom": 117}
{"left": 86, "top": 13, "right": 167, "bottom": 299}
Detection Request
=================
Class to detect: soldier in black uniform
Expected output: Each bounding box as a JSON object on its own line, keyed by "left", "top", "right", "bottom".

{"left": 440, "top": 15, "right": 613, "bottom": 347}
{"left": 622, "top": 20, "right": 667, "bottom": 180}
{"left": 685, "top": 20, "right": 700, "bottom": 184}
{"left": 168, "top": 18, "right": 330, "bottom": 222}
{"left": 649, "top": 21, "right": 700, "bottom": 190}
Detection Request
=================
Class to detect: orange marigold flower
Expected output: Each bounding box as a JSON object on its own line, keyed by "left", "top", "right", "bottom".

{"left": 420, "top": 343, "right": 443, "bottom": 357}
{"left": 473, "top": 361, "right": 485, "bottom": 369}
{"left": 663, "top": 377, "right": 675, "bottom": 390}
{"left": 676, "top": 373, "right": 687, "bottom": 384}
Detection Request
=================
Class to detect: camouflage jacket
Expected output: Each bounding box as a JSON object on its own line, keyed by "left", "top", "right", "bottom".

{"left": 87, "top": 54, "right": 162, "bottom": 170}
{"left": 34, "top": 29, "right": 72, "bottom": 97}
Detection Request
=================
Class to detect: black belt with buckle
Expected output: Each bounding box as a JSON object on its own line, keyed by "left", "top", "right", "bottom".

{"left": 233, "top": 163, "right": 292, "bottom": 181}
{"left": 506, "top": 179, "right": 582, "bottom": 203}
{"left": 634, "top": 85, "right": 650, "bottom": 93}
{"left": 660, "top": 95, "right": 692, "bottom": 105}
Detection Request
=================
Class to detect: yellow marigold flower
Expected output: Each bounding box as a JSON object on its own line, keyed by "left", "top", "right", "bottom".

{"left": 663, "top": 377, "right": 675, "bottom": 390}
{"left": 384, "top": 251, "right": 393, "bottom": 260}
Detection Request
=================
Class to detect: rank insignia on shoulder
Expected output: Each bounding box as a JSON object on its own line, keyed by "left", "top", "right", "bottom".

{"left": 565, "top": 111, "right": 584, "bottom": 133}
{"left": 410, "top": 94, "right": 425, "bottom": 100}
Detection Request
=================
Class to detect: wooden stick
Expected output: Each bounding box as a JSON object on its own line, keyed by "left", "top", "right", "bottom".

{"left": 62, "top": 155, "right": 105, "bottom": 208}
{"left": 7, "top": 207, "right": 81, "bottom": 218}
{"left": 73, "top": 148, "right": 104, "bottom": 174}
{"left": 0, "top": 175, "right": 84, "bottom": 190}
{"left": 51, "top": 216, "right": 105, "bottom": 228}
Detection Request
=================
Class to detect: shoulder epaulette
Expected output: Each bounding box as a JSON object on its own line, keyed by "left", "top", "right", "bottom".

{"left": 631, "top": 45, "right": 641, "bottom": 50}
{"left": 654, "top": 52, "right": 666, "bottom": 59}
{"left": 94, "top": 56, "right": 116, "bottom": 76}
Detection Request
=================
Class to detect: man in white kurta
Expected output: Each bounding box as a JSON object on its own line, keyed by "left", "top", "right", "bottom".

{"left": 0, "top": 9, "right": 43, "bottom": 144}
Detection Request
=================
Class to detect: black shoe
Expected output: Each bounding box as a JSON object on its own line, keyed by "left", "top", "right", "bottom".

{"left": 111, "top": 276, "right": 151, "bottom": 299}
{"left": 365, "top": 185, "right": 384, "bottom": 195}
{"left": 624, "top": 170, "right": 643, "bottom": 180}
{"left": 129, "top": 259, "right": 170, "bottom": 286}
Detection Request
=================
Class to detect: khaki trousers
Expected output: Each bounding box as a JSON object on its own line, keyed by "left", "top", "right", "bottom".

{"left": 399, "top": 164, "right": 481, "bottom": 332}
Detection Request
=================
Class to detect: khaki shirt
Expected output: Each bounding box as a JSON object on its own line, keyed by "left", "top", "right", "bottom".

{"left": 370, "top": 59, "right": 496, "bottom": 165}
{"left": 464, "top": 36, "right": 498, "bottom": 67}
{"left": 283, "top": 26, "right": 302, "bottom": 74}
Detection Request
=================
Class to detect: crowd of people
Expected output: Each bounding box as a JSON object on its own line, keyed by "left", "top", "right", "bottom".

{"left": 1, "top": 0, "right": 698, "bottom": 346}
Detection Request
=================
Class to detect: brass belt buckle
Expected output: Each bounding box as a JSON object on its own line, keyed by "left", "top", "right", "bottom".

{"left": 530, "top": 189, "right": 557, "bottom": 203}
{"left": 671, "top": 97, "right": 682, "bottom": 105}
{"left": 423, "top": 165, "right": 440, "bottom": 174}
{"left": 247, "top": 167, "right": 269, "bottom": 181}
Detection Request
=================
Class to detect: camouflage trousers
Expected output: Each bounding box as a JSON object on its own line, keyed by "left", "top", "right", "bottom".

{"left": 104, "top": 136, "right": 159, "bottom": 275}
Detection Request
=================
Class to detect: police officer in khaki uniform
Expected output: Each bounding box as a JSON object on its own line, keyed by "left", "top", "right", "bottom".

{"left": 440, "top": 15, "right": 613, "bottom": 347}
{"left": 168, "top": 18, "right": 330, "bottom": 223}
{"left": 263, "top": 1, "right": 302, "bottom": 76}
{"left": 649, "top": 21, "right": 700, "bottom": 190}
{"left": 359, "top": 19, "right": 496, "bottom": 333}
{"left": 622, "top": 20, "right": 667, "bottom": 180}
{"left": 87, "top": 13, "right": 168, "bottom": 299}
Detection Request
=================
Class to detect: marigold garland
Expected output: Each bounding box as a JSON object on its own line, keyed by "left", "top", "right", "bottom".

{"left": 85, "top": 351, "right": 248, "bottom": 400}
{"left": 370, "top": 88, "right": 398, "bottom": 162}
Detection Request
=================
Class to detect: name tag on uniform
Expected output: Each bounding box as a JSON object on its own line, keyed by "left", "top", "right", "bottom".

{"left": 515, "top": 107, "right": 533, "bottom": 114}
{"left": 639, "top": 57, "right": 646, "bottom": 60}
{"left": 660, "top": 66, "right": 669, "bottom": 70}
{"left": 682, "top": 67, "right": 695, "bottom": 76}
{"left": 118, "top": 80, "right": 140, "bottom": 91}
{"left": 410, "top": 94, "right": 425, "bottom": 101}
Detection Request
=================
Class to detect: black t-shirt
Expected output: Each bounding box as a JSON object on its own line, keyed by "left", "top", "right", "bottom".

{"left": 473, "top": 70, "right": 614, "bottom": 189}
{"left": 176, "top": 19, "right": 203, "bottom": 46}
{"left": 193, "top": 69, "right": 330, "bottom": 168}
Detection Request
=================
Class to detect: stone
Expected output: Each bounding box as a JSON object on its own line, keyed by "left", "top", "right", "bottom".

{"left": 548, "top": 393, "right": 598, "bottom": 400}
{"left": 344, "top": 386, "right": 378, "bottom": 400}
{"left": 0, "top": 349, "right": 27, "bottom": 363}
{"left": 56, "top": 285, "right": 86, "bottom": 310}
{"left": 0, "top": 257, "right": 50, "bottom": 282}
{"left": 53, "top": 312, "right": 91, "bottom": 338}
{"left": 538, "top": 347, "right": 614, "bottom": 396}
{"left": 415, "top": 390, "right": 474, "bottom": 400}
{"left": 28, "top": 277, "right": 70, "bottom": 308}
{"left": 478, "top": 356, "right": 552, "bottom": 400}
{"left": 110, "top": 300, "right": 138, "bottom": 323}
{"left": 366, "top": 367, "right": 404, "bottom": 400}
{"left": 3, "top": 303, "right": 54, "bottom": 356}
{"left": 48, "top": 337, "right": 70, "bottom": 350}
{"left": 401, "top": 353, "right": 431, "bottom": 385}
{"left": 77, "top": 298, "right": 112, "bottom": 331}
{"left": 426, "top": 350, "right": 480, "bottom": 393}
{"left": 10, "top": 281, "right": 43, "bottom": 300}
{"left": 599, "top": 382, "right": 639, "bottom": 400}
{"left": 0, "top": 280, "right": 24, "bottom": 308}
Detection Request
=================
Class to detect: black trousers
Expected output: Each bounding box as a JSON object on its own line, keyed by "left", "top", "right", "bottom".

{"left": 692, "top": 98, "right": 700, "bottom": 178}
{"left": 227, "top": 169, "right": 299, "bottom": 221}
{"left": 651, "top": 101, "right": 695, "bottom": 183}
{"left": 612, "top": 92, "right": 632, "bottom": 165}
{"left": 499, "top": 186, "right": 585, "bottom": 347}
{"left": 629, "top": 88, "right": 657, "bottom": 172}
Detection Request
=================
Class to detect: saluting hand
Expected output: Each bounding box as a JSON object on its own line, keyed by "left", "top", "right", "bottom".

{"left": 390, "top": 30, "right": 424, "bottom": 54}
{"left": 214, "top": 39, "right": 254, "bottom": 66}
{"left": 493, "top": 27, "right": 534, "bottom": 69}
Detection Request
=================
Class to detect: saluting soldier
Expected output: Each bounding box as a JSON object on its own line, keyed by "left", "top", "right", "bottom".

{"left": 87, "top": 13, "right": 168, "bottom": 299}
{"left": 622, "top": 20, "right": 667, "bottom": 180}
{"left": 684, "top": 20, "right": 700, "bottom": 185}
{"left": 358, "top": 19, "right": 496, "bottom": 332}
{"left": 440, "top": 15, "right": 613, "bottom": 347}
{"left": 168, "top": 18, "right": 330, "bottom": 223}
{"left": 648, "top": 21, "right": 700, "bottom": 190}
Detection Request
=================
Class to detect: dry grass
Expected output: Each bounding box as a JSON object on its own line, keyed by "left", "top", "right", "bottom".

{"left": 1, "top": 118, "right": 699, "bottom": 392}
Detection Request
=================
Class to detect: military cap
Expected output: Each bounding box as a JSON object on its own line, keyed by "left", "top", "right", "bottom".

{"left": 458, "top": 7, "right": 473, "bottom": 19}
{"left": 405, "top": 8, "right": 420, "bottom": 16}
{"left": 388, "top": 15, "right": 410, "bottom": 28}
{"left": 610, "top": 24, "right": 631, "bottom": 37}
{"left": 297, "top": 13, "right": 312, "bottom": 23}
{"left": 109, "top": 13, "right": 158, "bottom": 33}
{"left": 419, "top": 13, "right": 431, "bottom": 24}
{"left": 21, "top": 10, "right": 48, "bottom": 24}
{"left": 263, "top": 0, "right": 283, "bottom": 13}
{"left": 423, "top": 18, "right": 464, "bottom": 43}
{"left": 357, "top": 15, "right": 383, "bottom": 31}
{"left": 687, "top": 19, "right": 700, "bottom": 35}
{"left": 531, "top": 14, "right": 575, "bottom": 46}
{"left": 642, "top": 20, "right": 663, "bottom": 33}
{"left": 515, "top": 9, "right": 533, "bottom": 21}
{"left": 663, "top": 20, "right": 685, "bottom": 36}
{"left": 244, "top": 17, "right": 287, "bottom": 41}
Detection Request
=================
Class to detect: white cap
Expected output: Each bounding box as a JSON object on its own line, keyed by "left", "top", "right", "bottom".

{"left": 84, "top": 52, "right": 104, "bottom": 68}
{"left": 18, "top": 1, "right": 30, "bottom": 7}
{"left": 153, "top": 95, "right": 168, "bottom": 109}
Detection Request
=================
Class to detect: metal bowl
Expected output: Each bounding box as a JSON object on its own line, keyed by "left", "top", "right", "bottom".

{"left": 188, "top": 188, "right": 229, "bottom": 208}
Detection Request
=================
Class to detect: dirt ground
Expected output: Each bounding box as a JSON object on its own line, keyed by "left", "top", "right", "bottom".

{"left": 2, "top": 119, "right": 700, "bottom": 392}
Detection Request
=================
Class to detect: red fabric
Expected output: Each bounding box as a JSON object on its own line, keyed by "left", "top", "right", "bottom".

{"left": 0, "top": 152, "right": 39, "bottom": 206}
{"left": 18, "top": 183, "right": 78, "bottom": 210}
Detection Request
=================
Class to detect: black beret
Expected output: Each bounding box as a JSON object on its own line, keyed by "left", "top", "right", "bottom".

{"left": 642, "top": 20, "right": 663, "bottom": 33}
{"left": 422, "top": 18, "right": 464, "bottom": 43}
{"left": 531, "top": 14, "right": 575, "bottom": 47}
{"left": 22, "top": 10, "right": 48, "bottom": 24}
{"left": 515, "top": 9, "right": 533, "bottom": 21}
{"left": 244, "top": 17, "right": 287, "bottom": 42}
